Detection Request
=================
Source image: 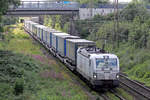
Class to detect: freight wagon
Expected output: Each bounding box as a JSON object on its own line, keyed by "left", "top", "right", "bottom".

{"left": 65, "top": 39, "right": 95, "bottom": 66}
{"left": 57, "top": 35, "right": 80, "bottom": 57}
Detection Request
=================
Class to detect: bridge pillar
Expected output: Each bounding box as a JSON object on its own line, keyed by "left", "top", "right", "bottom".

{"left": 68, "top": 11, "right": 79, "bottom": 36}
{"left": 39, "top": 15, "right": 44, "bottom": 24}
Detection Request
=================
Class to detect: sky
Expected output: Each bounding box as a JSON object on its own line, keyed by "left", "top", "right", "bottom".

{"left": 21, "top": 0, "right": 132, "bottom": 3}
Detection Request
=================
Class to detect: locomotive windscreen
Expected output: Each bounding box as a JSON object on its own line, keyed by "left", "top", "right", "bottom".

{"left": 96, "top": 58, "right": 117, "bottom": 68}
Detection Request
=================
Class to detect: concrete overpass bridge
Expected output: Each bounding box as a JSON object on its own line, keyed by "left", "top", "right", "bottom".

{"left": 6, "top": 1, "right": 80, "bottom": 16}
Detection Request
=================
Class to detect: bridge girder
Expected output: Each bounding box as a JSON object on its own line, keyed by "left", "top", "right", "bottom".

{"left": 6, "top": 10, "right": 79, "bottom": 17}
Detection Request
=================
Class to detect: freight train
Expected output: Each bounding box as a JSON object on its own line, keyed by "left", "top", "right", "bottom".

{"left": 24, "top": 20, "right": 120, "bottom": 88}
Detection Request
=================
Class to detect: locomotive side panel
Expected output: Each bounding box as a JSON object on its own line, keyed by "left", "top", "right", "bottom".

{"left": 77, "top": 52, "right": 91, "bottom": 80}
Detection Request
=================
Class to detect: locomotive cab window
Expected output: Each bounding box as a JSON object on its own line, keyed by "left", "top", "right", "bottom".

{"left": 96, "top": 58, "right": 117, "bottom": 68}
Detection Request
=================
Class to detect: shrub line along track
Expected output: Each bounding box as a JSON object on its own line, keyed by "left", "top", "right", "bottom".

{"left": 119, "top": 73, "right": 150, "bottom": 100}
{"left": 24, "top": 27, "right": 127, "bottom": 100}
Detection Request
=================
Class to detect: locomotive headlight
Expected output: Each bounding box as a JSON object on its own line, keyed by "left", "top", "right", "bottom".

{"left": 93, "top": 73, "right": 97, "bottom": 79}
{"left": 116, "top": 74, "right": 119, "bottom": 79}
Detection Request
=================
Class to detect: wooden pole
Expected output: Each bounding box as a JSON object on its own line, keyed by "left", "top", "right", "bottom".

{"left": 89, "top": 0, "right": 93, "bottom": 18}
{"left": 116, "top": 0, "right": 119, "bottom": 48}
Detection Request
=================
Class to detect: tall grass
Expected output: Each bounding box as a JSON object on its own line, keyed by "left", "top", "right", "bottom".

{"left": 0, "top": 23, "right": 89, "bottom": 100}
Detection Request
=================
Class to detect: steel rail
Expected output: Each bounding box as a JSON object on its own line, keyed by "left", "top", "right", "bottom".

{"left": 110, "top": 89, "right": 126, "bottom": 100}
{"left": 100, "top": 93, "right": 110, "bottom": 100}
{"left": 119, "top": 74, "right": 150, "bottom": 100}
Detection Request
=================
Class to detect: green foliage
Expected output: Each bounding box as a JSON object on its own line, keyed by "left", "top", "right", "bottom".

{"left": 0, "top": 50, "right": 41, "bottom": 99}
{"left": 63, "top": 22, "right": 70, "bottom": 32}
{"left": 74, "top": 20, "right": 91, "bottom": 38}
{"left": 44, "top": 16, "right": 54, "bottom": 28}
{"left": 54, "top": 15, "right": 61, "bottom": 30}
{"left": 135, "top": 0, "right": 150, "bottom": 4}
{"left": 76, "top": 0, "right": 108, "bottom": 4}
{"left": 106, "top": 92, "right": 120, "bottom": 100}
{"left": 116, "top": 88, "right": 134, "bottom": 100}
{"left": 147, "top": 35, "right": 150, "bottom": 49}
{"left": 0, "top": 23, "right": 89, "bottom": 100}
{"left": 14, "top": 78, "right": 24, "bottom": 95}
{"left": 1, "top": 24, "right": 43, "bottom": 55}
{"left": 1, "top": 16, "right": 18, "bottom": 25}
{"left": 0, "top": 0, "right": 20, "bottom": 34}
{"left": 44, "top": 15, "right": 72, "bottom": 33}
{"left": 120, "top": 3, "right": 150, "bottom": 21}
{"left": 0, "top": 0, "right": 20, "bottom": 15}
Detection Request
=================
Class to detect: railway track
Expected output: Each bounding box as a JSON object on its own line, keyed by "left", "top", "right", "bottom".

{"left": 110, "top": 89, "right": 126, "bottom": 100}
{"left": 120, "top": 74, "right": 150, "bottom": 100}
{"left": 97, "top": 89, "right": 127, "bottom": 100}
{"left": 100, "top": 94, "right": 110, "bottom": 100}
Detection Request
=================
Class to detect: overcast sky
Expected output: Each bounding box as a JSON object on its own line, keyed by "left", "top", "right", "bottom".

{"left": 21, "top": 0, "right": 132, "bottom": 3}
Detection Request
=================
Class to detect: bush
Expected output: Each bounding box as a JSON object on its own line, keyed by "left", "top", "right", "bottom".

{"left": 14, "top": 78, "right": 24, "bottom": 95}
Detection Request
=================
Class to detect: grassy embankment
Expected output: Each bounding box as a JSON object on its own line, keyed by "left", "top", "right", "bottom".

{"left": 0, "top": 23, "right": 89, "bottom": 100}
{"left": 116, "top": 44, "right": 150, "bottom": 86}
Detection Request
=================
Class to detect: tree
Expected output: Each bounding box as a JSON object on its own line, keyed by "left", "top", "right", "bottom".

{"left": 0, "top": 0, "right": 20, "bottom": 15}
{"left": 120, "top": 3, "right": 150, "bottom": 21}
{"left": 132, "top": 0, "right": 150, "bottom": 5}
{"left": 76, "top": 0, "right": 109, "bottom": 4}
{"left": 0, "top": 0, "right": 20, "bottom": 33}
{"left": 139, "top": 0, "right": 150, "bottom": 3}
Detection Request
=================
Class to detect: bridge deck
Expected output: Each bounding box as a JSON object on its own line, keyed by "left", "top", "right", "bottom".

{"left": 7, "top": 1, "right": 80, "bottom": 16}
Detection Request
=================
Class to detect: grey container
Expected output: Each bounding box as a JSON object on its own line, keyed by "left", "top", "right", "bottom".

{"left": 31, "top": 22, "right": 38, "bottom": 34}
{"left": 47, "top": 30, "right": 61, "bottom": 47}
{"left": 36, "top": 25, "right": 45, "bottom": 40}
{"left": 42, "top": 26, "right": 49, "bottom": 42}
{"left": 46, "top": 29, "right": 57, "bottom": 47}
{"left": 35, "top": 25, "right": 43, "bottom": 38}
{"left": 57, "top": 35, "right": 80, "bottom": 57}
{"left": 24, "top": 21, "right": 31, "bottom": 31}
{"left": 66, "top": 39, "right": 95, "bottom": 65}
{"left": 51, "top": 32, "right": 69, "bottom": 51}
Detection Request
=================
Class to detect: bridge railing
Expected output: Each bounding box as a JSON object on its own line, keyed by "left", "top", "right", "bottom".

{"left": 9, "top": 1, "right": 80, "bottom": 10}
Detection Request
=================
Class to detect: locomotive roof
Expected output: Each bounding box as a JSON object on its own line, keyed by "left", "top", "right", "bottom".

{"left": 78, "top": 47, "right": 118, "bottom": 59}
{"left": 58, "top": 35, "right": 80, "bottom": 39}
{"left": 52, "top": 32, "right": 69, "bottom": 36}
{"left": 35, "top": 24, "right": 45, "bottom": 28}
{"left": 90, "top": 54, "right": 118, "bottom": 59}
{"left": 25, "top": 20, "right": 32, "bottom": 23}
{"left": 43, "top": 27, "right": 55, "bottom": 31}
{"left": 67, "top": 39, "right": 95, "bottom": 43}
{"left": 30, "top": 22, "right": 38, "bottom": 25}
